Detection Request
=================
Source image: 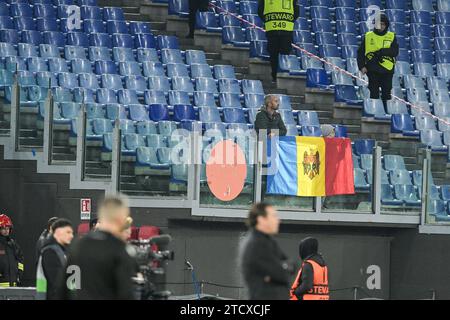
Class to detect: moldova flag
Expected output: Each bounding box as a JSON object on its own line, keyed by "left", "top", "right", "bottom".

{"left": 266, "top": 136, "right": 355, "bottom": 197}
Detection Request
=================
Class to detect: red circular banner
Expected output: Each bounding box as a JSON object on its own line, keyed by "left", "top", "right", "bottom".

{"left": 206, "top": 140, "right": 247, "bottom": 202}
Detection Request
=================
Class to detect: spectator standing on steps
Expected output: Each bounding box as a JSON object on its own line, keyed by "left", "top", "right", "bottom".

{"left": 258, "top": 0, "right": 299, "bottom": 83}
{"left": 187, "top": 0, "right": 209, "bottom": 39}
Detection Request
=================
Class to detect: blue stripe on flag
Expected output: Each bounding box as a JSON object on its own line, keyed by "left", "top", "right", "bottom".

{"left": 266, "top": 136, "right": 298, "bottom": 196}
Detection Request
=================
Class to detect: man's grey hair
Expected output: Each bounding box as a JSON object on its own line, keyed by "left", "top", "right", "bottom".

{"left": 98, "top": 194, "right": 129, "bottom": 222}
{"left": 264, "top": 94, "right": 278, "bottom": 107}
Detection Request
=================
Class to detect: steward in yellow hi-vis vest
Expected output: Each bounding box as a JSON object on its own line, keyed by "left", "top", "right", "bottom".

{"left": 357, "top": 13, "right": 399, "bottom": 109}
{"left": 258, "top": 0, "right": 299, "bottom": 82}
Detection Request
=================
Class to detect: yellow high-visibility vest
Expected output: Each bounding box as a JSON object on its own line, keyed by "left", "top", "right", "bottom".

{"left": 263, "top": 0, "right": 295, "bottom": 32}
{"left": 365, "top": 31, "right": 396, "bottom": 71}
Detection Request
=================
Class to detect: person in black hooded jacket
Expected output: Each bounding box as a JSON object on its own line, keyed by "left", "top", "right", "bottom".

{"left": 187, "top": 0, "right": 209, "bottom": 38}
{"left": 290, "top": 237, "right": 329, "bottom": 300}
{"left": 357, "top": 12, "right": 399, "bottom": 110}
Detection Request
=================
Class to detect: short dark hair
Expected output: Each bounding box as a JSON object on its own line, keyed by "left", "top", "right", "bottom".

{"left": 89, "top": 217, "right": 98, "bottom": 230}
{"left": 247, "top": 202, "right": 272, "bottom": 228}
{"left": 47, "top": 217, "right": 59, "bottom": 231}
{"left": 51, "top": 218, "right": 73, "bottom": 232}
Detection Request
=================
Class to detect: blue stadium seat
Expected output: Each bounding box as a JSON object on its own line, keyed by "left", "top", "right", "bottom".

{"left": 136, "top": 48, "right": 158, "bottom": 63}
{"left": 103, "top": 7, "right": 125, "bottom": 21}
{"left": 219, "top": 93, "right": 241, "bottom": 108}
{"left": 39, "top": 44, "right": 60, "bottom": 59}
{"left": 105, "top": 104, "right": 127, "bottom": 120}
{"left": 298, "top": 111, "right": 319, "bottom": 126}
{"left": 414, "top": 63, "right": 435, "bottom": 78}
{"left": 0, "top": 43, "right": 17, "bottom": 58}
{"left": 437, "top": 63, "right": 450, "bottom": 79}
{"left": 117, "top": 89, "right": 139, "bottom": 105}
{"left": 65, "top": 45, "right": 87, "bottom": 60}
{"left": 129, "top": 21, "right": 152, "bottom": 35}
{"left": 334, "top": 85, "right": 362, "bottom": 105}
{"left": 17, "top": 71, "right": 36, "bottom": 87}
{"left": 195, "top": 77, "right": 218, "bottom": 94}
{"left": 144, "top": 90, "right": 167, "bottom": 105}
{"left": 218, "top": 78, "right": 241, "bottom": 94}
{"left": 199, "top": 106, "right": 221, "bottom": 123}
{"left": 5, "top": 56, "right": 27, "bottom": 72}
{"left": 279, "top": 110, "right": 296, "bottom": 126}
{"left": 195, "top": 12, "right": 221, "bottom": 32}
{"left": 37, "top": 18, "right": 59, "bottom": 32}
{"left": 17, "top": 44, "right": 37, "bottom": 58}
{"left": 219, "top": 12, "right": 241, "bottom": 28}
{"left": 249, "top": 40, "right": 269, "bottom": 60}
{"left": 129, "top": 105, "right": 149, "bottom": 122}
{"left": 387, "top": 100, "right": 409, "bottom": 114}
{"left": 0, "top": 17, "right": 13, "bottom": 30}
{"left": 148, "top": 76, "right": 170, "bottom": 92}
{"left": 390, "top": 169, "right": 413, "bottom": 185}
{"left": 95, "top": 89, "right": 116, "bottom": 105}
{"left": 415, "top": 115, "right": 437, "bottom": 131}
{"left": 316, "top": 33, "right": 336, "bottom": 46}
{"left": 391, "top": 114, "right": 420, "bottom": 136}
{"left": 214, "top": 65, "right": 236, "bottom": 79}
{"left": 384, "top": 155, "right": 406, "bottom": 171}
{"left": 223, "top": 26, "right": 250, "bottom": 47}
{"left": 242, "top": 79, "right": 264, "bottom": 95}
{"left": 66, "top": 32, "right": 89, "bottom": 47}
{"left": 438, "top": 0, "right": 450, "bottom": 12}
{"left": 124, "top": 75, "right": 147, "bottom": 94}
{"left": 89, "top": 33, "right": 112, "bottom": 48}
{"left": 81, "top": 5, "right": 102, "bottom": 20}
{"left": 161, "top": 48, "right": 184, "bottom": 64}
{"left": 223, "top": 107, "right": 246, "bottom": 124}
{"left": 395, "top": 184, "right": 421, "bottom": 206}
{"left": 36, "top": 71, "right": 58, "bottom": 87}
{"left": 306, "top": 69, "right": 330, "bottom": 88}
{"left": 142, "top": 61, "right": 165, "bottom": 77}
{"left": 407, "top": 87, "right": 428, "bottom": 103}
{"left": 173, "top": 104, "right": 195, "bottom": 122}
{"left": 157, "top": 35, "right": 179, "bottom": 50}
{"left": 79, "top": 73, "right": 99, "bottom": 89}
{"left": 43, "top": 31, "right": 66, "bottom": 47}
{"left": 420, "top": 129, "right": 447, "bottom": 152}
{"left": 107, "top": 21, "right": 129, "bottom": 35}
{"left": 119, "top": 61, "right": 142, "bottom": 76}
{"left": 89, "top": 47, "right": 111, "bottom": 61}
{"left": 169, "top": 90, "right": 190, "bottom": 105}
{"left": 0, "top": 3, "right": 9, "bottom": 16}
{"left": 436, "top": 51, "right": 450, "bottom": 64}
{"left": 167, "top": 63, "right": 189, "bottom": 78}
{"left": 134, "top": 34, "right": 156, "bottom": 49}
{"left": 353, "top": 139, "right": 375, "bottom": 156}
{"left": 27, "top": 57, "right": 48, "bottom": 72}
{"left": 430, "top": 89, "right": 450, "bottom": 103}
{"left": 434, "top": 102, "right": 450, "bottom": 117}
{"left": 412, "top": 50, "right": 434, "bottom": 64}
{"left": 428, "top": 199, "right": 450, "bottom": 221}
{"left": 381, "top": 184, "right": 403, "bottom": 206}
{"left": 113, "top": 34, "right": 134, "bottom": 49}
{"left": 312, "top": 18, "right": 332, "bottom": 33}
{"left": 194, "top": 91, "right": 217, "bottom": 107}
{"left": 191, "top": 64, "right": 213, "bottom": 78}
{"left": 113, "top": 47, "right": 135, "bottom": 63}
{"left": 243, "top": 14, "right": 263, "bottom": 28}
{"left": 15, "top": 17, "right": 36, "bottom": 31}
{"left": 185, "top": 50, "right": 207, "bottom": 65}
{"left": 441, "top": 186, "right": 450, "bottom": 201}
{"left": 293, "top": 30, "right": 313, "bottom": 45}
{"left": 1, "top": 30, "right": 20, "bottom": 45}
{"left": 240, "top": 1, "right": 258, "bottom": 15}
{"left": 74, "top": 88, "right": 95, "bottom": 103}
{"left": 244, "top": 93, "right": 264, "bottom": 108}
{"left": 158, "top": 121, "right": 178, "bottom": 136}
{"left": 278, "top": 55, "right": 302, "bottom": 75}
{"left": 359, "top": 154, "right": 373, "bottom": 171}
{"left": 172, "top": 77, "right": 194, "bottom": 94}
{"left": 301, "top": 125, "right": 322, "bottom": 136}
{"left": 71, "top": 58, "right": 92, "bottom": 74}
{"left": 354, "top": 168, "right": 370, "bottom": 190}
{"left": 146, "top": 134, "right": 166, "bottom": 148}
{"left": 11, "top": 3, "right": 33, "bottom": 17}
{"left": 363, "top": 99, "right": 390, "bottom": 120}
{"left": 101, "top": 74, "right": 123, "bottom": 90}
{"left": 35, "top": 3, "right": 56, "bottom": 17}
{"left": 58, "top": 72, "right": 78, "bottom": 88}
{"left": 84, "top": 19, "right": 106, "bottom": 34}
{"left": 95, "top": 60, "right": 117, "bottom": 74}
{"left": 169, "top": 0, "right": 189, "bottom": 17}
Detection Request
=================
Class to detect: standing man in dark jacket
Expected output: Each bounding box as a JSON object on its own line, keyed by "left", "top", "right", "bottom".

{"left": 0, "top": 214, "right": 24, "bottom": 287}
{"left": 239, "top": 202, "right": 291, "bottom": 300}
{"left": 36, "top": 218, "right": 74, "bottom": 300}
{"left": 357, "top": 13, "right": 399, "bottom": 110}
{"left": 254, "top": 94, "right": 287, "bottom": 137}
{"left": 35, "top": 216, "right": 58, "bottom": 264}
{"left": 290, "top": 237, "right": 329, "bottom": 300}
{"left": 187, "top": 0, "right": 209, "bottom": 38}
{"left": 62, "top": 195, "right": 136, "bottom": 300}
{"left": 258, "top": 0, "right": 299, "bottom": 82}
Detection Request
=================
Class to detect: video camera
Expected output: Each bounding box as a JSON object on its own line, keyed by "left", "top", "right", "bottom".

{"left": 128, "top": 234, "right": 174, "bottom": 300}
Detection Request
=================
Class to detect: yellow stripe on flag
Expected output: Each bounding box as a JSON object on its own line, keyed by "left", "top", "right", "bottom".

{"left": 296, "top": 136, "right": 326, "bottom": 196}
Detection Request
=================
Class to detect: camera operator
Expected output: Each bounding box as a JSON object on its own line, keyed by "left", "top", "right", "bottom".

{"left": 62, "top": 195, "right": 135, "bottom": 300}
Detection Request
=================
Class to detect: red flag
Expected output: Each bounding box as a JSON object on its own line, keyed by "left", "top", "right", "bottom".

{"left": 325, "top": 138, "right": 355, "bottom": 196}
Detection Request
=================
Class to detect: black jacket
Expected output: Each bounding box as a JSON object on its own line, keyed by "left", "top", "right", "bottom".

{"left": 36, "top": 229, "right": 51, "bottom": 264}
{"left": 357, "top": 28, "right": 399, "bottom": 74}
{"left": 189, "top": 0, "right": 209, "bottom": 12}
{"left": 293, "top": 237, "right": 327, "bottom": 300}
{"left": 254, "top": 106, "right": 287, "bottom": 136}
{"left": 240, "top": 229, "right": 291, "bottom": 300}
{"left": 41, "top": 236, "right": 67, "bottom": 300}
{"left": 62, "top": 230, "right": 135, "bottom": 300}
{"left": 0, "top": 235, "right": 24, "bottom": 286}
{"left": 258, "top": 0, "right": 300, "bottom": 35}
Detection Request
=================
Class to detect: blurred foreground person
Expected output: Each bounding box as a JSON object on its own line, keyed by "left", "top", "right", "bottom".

{"left": 290, "top": 237, "right": 329, "bottom": 300}
{"left": 35, "top": 216, "right": 58, "bottom": 264}
{"left": 63, "top": 195, "right": 135, "bottom": 300}
{"left": 36, "top": 218, "right": 73, "bottom": 300}
{"left": 0, "top": 214, "right": 24, "bottom": 287}
{"left": 239, "top": 203, "right": 291, "bottom": 300}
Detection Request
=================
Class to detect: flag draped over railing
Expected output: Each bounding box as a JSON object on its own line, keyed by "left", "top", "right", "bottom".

{"left": 267, "top": 136, "right": 355, "bottom": 197}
